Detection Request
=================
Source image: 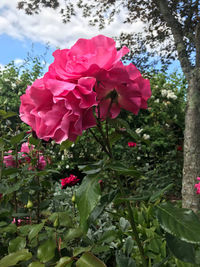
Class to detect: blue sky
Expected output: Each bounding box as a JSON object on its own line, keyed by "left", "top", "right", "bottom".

{"left": 0, "top": 0, "right": 181, "bottom": 74}
{"left": 0, "top": 34, "right": 55, "bottom": 65}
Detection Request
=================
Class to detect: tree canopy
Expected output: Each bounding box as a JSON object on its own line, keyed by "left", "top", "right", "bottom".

{"left": 17, "top": 0, "right": 200, "bottom": 73}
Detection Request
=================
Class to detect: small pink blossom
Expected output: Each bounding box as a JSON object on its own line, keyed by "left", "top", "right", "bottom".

{"left": 61, "top": 174, "right": 80, "bottom": 189}
{"left": 12, "top": 217, "right": 30, "bottom": 226}
{"left": 3, "top": 142, "right": 47, "bottom": 170}
{"left": 128, "top": 142, "right": 137, "bottom": 147}
{"left": 194, "top": 177, "right": 200, "bottom": 194}
{"left": 3, "top": 150, "right": 16, "bottom": 167}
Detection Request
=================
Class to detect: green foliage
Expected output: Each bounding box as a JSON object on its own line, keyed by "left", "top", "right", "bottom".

{"left": 76, "top": 252, "right": 107, "bottom": 267}
{"left": 155, "top": 202, "right": 200, "bottom": 244}
{"left": 0, "top": 63, "right": 194, "bottom": 267}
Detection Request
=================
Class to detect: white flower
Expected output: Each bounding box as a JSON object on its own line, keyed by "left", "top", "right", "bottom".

{"left": 66, "top": 165, "right": 69, "bottom": 169}
{"left": 166, "top": 90, "right": 177, "bottom": 100}
{"left": 11, "top": 82, "right": 16, "bottom": 88}
{"left": 137, "top": 156, "right": 141, "bottom": 160}
{"left": 154, "top": 99, "right": 160, "bottom": 103}
{"left": 6, "top": 120, "right": 11, "bottom": 126}
{"left": 71, "top": 143, "right": 75, "bottom": 147}
{"left": 61, "top": 155, "right": 65, "bottom": 161}
{"left": 165, "top": 123, "right": 170, "bottom": 127}
{"left": 161, "top": 89, "right": 168, "bottom": 97}
{"left": 135, "top": 128, "right": 143, "bottom": 134}
{"left": 143, "top": 134, "right": 150, "bottom": 140}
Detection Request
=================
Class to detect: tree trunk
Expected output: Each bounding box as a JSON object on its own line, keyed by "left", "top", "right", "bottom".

{"left": 182, "top": 68, "right": 200, "bottom": 211}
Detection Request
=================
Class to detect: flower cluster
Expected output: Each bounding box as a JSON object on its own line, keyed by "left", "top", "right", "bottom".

{"left": 195, "top": 177, "right": 200, "bottom": 194}
{"left": 161, "top": 89, "right": 177, "bottom": 100}
{"left": 61, "top": 174, "right": 80, "bottom": 189}
{"left": 128, "top": 142, "right": 137, "bottom": 147}
{"left": 12, "top": 217, "right": 31, "bottom": 226}
{"left": 3, "top": 142, "right": 47, "bottom": 170}
{"left": 20, "top": 35, "right": 151, "bottom": 143}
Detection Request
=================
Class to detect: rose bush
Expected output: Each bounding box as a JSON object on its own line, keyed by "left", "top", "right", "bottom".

{"left": 20, "top": 35, "right": 151, "bottom": 143}
{"left": 3, "top": 142, "right": 47, "bottom": 170}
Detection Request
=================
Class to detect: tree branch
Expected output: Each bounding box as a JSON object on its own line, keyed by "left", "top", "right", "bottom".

{"left": 195, "top": 20, "right": 200, "bottom": 67}
{"left": 156, "top": 0, "right": 192, "bottom": 80}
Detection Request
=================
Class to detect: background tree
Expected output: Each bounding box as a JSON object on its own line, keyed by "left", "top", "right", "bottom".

{"left": 17, "top": 0, "right": 200, "bottom": 211}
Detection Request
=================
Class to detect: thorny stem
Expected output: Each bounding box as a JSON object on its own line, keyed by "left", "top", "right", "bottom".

{"left": 88, "top": 128, "right": 111, "bottom": 157}
{"left": 14, "top": 145, "right": 18, "bottom": 225}
{"left": 95, "top": 118, "right": 147, "bottom": 266}
{"left": 116, "top": 175, "right": 147, "bottom": 267}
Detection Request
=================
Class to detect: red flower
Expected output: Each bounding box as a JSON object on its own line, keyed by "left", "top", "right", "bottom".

{"left": 128, "top": 142, "right": 137, "bottom": 147}
{"left": 177, "top": 145, "right": 182, "bottom": 151}
{"left": 61, "top": 174, "right": 80, "bottom": 189}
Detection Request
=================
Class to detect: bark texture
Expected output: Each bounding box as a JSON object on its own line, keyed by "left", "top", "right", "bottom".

{"left": 182, "top": 69, "right": 200, "bottom": 211}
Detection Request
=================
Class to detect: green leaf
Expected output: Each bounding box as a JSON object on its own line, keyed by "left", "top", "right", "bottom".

{"left": 107, "top": 162, "right": 141, "bottom": 177}
{"left": 119, "top": 217, "right": 130, "bottom": 232}
{"left": 60, "top": 140, "right": 74, "bottom": 150}
{"left": 83, "top": 168, "right": 101, "bottom": 175}
{"left": 73, "top": 246, "right": 91, "bottom": 257}
{"left": 0, "top": 249, "right": 32, "bottom": 267}
{"left": 28, "top": 262, "right": 45, "bottom": 267}
{"left": 2, "top": 168, "right": 19, "bottom": 176}
{"left": 149, "top": 184, "right": 174, "bottom": 202}
{"left": 116, "top": 194, "right": 150, "bottom": 203}
{"left": 99, "top": 230, "right": 118, "bottom": 244}
{"left": 91, "top": 246, "right": 110, "bottom": 254}
{"left": 166, "top": 233, "right": 195, "bottom": 264}
{"left": 76, "top": 252, "right": 107, "bottom": 267}
{"left": 76, "top": 175, "right": 101, "bottom": 232}
{"left": 28, "top": 136, "right": 40, "bottom": 146}
{"left": 175, "top": 259, "right": 195, "bottom": 267}
{"left": 155, "top": 202, "right": 200, "bottom": 244}
{"left": 64, "top": 228, "right": 84, "bottom": 242}
{"left": 109, "top": 132, "right": 122, "bottom": 147}
{"left": 124, "top": 236, "right": 134, "bottom": 256}
{"left": 116, "top": 252, "right": 136, "bottom": 267}
{"left": 10, "top": 132, "right": 24, "bottom": 145}
{"left": 88, "top": 190, "right": 117, "bottom": 224}
{"left": 0, "top": 138, "right": 5, "bottom": 149}
{"left": 37, "top": 239, "right": 56, "bottom": 263}
{"left": 55, "top": 257, "right": 73, "bottom": 267}
{"left": 8, "top": 237, "right": 26, "bottom": 253}
{"left": 0, "top": 110, "right": 17, "bottom": 119}
{"left": 28, "top": 223, "right": 44, "bottom": 241}
{"left": 49, "top": 212, "right": 72, "bottom": 227}
{"left": 0, "top": 223, "right": 17, "bottom": 234}
{"left": 19, "top": 225, "right": 32, "bottom": 236}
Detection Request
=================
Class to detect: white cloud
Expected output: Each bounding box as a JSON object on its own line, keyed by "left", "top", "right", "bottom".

{"left": 0, "top": 63, "right": 5, "bottom": 70}
{"left": 0, "top": 0, "right": 144, "bottom": 48}
{"left": 14, "top": 58, "right": 24, "bottom": 66}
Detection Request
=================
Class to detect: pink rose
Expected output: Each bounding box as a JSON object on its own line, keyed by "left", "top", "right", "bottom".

{"left": 3, "top": 150, "right": 16, "bottom": 167}
{"left": 20, "top": 77, "right": 97, "bottom": 143}
{"left": 48, "top": 35, "right": 129, "bottom": 80}
{"left": 20, "top": 35, "right": 151, "bottom": 143}
{"left": 95, "top": 62, "right": 151, "bottom": 119}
